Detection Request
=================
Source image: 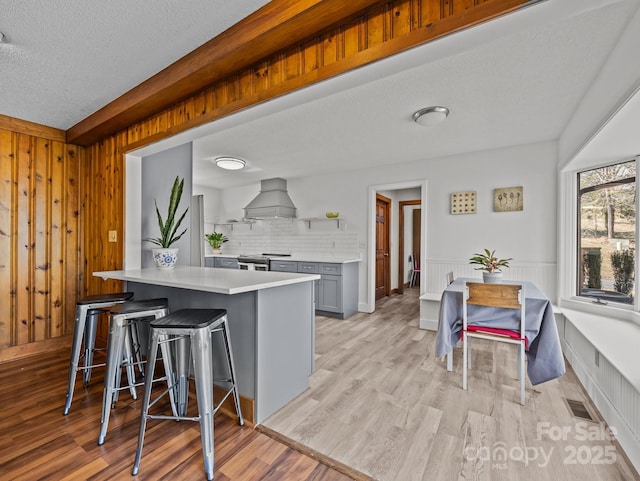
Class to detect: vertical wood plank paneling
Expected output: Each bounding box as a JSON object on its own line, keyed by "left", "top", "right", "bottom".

{"left": 65, "top": 143, "right": 81, "bottom": 333}
{"left": 33, "top": 138, "right": 50, "bottom": 341}
{"left": 322, "top": 31, "right": 339, "bottom": 66}
{"left": 255, "top": 61, "right": 270, "bottom": 93}
{"left": 452, "top": 0, "right": 478, "bottom": 15}
{"left": 283, "top": 46, "right": 302, "bottom": 81}
{"left": 239, "top": 69, "right": 255, "bottom": 100}
{"left": 392, "top": 1, "right": 413, "bottom": 38}
{"left": 49, "top": 141, "right": 64, "bottom": 338}
{"left": 420, "top": 0, "right": 443, "bottom": 24}
{"left": 367, "top": 6, "right": 388, "bottom": 49}
{"left": 0, "top": 130, "right": 14, "bottom": 349}
{"left": 343, "top": 20, "right": 362, "bottom": 58}
{"left": 302, "top": 39, "right": 319, "bottom": 75}
{"left": 269, "top": 54, "right": 284, "bottom": 88}
{"left": 15, "top": 134, "right": 32, "bottom": 346}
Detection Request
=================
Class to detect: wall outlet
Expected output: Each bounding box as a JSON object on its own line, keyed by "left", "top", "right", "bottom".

{"left": 108, "top": 230, "right": 117, "bottom": 243}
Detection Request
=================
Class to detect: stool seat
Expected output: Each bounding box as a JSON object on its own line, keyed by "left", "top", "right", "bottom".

{"left": 112, "top": 298, "right": 171, "bottom": 314}
{"left": 150, "top": 309, "right": 227, "bottom": 329}
{"left": 63, "top": 291, "right": 134, "bottom": 415}
{"left": 76, "top": 292, "right": 134, "bottom": 305}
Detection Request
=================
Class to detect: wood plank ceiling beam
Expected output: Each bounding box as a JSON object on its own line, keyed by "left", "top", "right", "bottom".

{"left": 66, "top": 0, "right": 388, "bottom": 145}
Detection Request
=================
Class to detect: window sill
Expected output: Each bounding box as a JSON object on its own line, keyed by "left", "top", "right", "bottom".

{"left": 560, "top": 296, "right": 640, "bottom": 326}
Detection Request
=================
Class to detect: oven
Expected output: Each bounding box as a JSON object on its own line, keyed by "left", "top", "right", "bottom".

{"left": 237, "top": 253, "right": 291, "bottom": 271}
{"left": 238, "top": 262, "right": 269, "bottom": 271}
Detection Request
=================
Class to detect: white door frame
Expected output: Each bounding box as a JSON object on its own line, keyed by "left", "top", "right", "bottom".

{"left": 366, "top": 179, "right": 428, "bottom": 312}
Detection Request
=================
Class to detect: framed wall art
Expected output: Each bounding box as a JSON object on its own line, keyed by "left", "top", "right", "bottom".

{"left": 493, "top": 186, "right": 523, "bottom": 212}
{"left": 450, "top": 191, "right": 476, "bottom": 215}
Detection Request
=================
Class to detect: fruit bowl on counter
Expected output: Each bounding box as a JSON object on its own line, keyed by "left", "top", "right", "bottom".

{"left": 325, "top": 212, "right": 339, "bottom": 218}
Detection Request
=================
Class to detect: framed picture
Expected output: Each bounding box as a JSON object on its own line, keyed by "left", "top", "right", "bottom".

{"left": 494, "top": 186, "right": 523, "bottom": 212}
{"left": 451, "top": 191, "right": 476, "bottom": 214}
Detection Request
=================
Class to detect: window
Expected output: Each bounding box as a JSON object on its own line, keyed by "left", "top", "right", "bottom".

{"left": 578, "top": 160, "right": 636, "bottom": 305}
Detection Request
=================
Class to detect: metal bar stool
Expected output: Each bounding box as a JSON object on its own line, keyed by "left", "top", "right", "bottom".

{"left": 97, "top": 298, "right": 171, "bottom": 445}
{"left": 132, "top": 309, "right": 244, "bottom": 481}
{"left": 63, "top": 292, "right": 134, "bottom": 415}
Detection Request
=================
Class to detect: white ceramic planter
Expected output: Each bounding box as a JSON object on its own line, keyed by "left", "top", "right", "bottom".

{"left": 482, "top": 271, "right": 503, "bottom": 283}
{"left": 152, "top": 248, "right": 178, "bottom": 269}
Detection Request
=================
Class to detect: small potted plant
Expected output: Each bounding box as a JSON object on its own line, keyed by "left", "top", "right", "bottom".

{"left": 205, "top": 232, "right": 228, "bottom": 254}
{"left": 469, "top": 248, "right": 512, "bottom": 283}
{"left": 145, "top": 176, "right": 189, "bottom": 269}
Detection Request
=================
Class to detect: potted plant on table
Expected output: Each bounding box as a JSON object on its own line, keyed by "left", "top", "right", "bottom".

{"left": 205, "top": 232, "right": 228, "bottom": 254}
{"left": 145, "top": 176, "right": 189, "bottom": 269}
{"left": 469, "top": 248, "right": 512, "bottom": 283}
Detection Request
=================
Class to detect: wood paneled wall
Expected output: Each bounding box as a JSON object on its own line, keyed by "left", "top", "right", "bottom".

{"left": 1, "top": 0, "right": 532, "bottom": 361}
{"left": 0, "top": 116, "right": 84, "bottom": 361}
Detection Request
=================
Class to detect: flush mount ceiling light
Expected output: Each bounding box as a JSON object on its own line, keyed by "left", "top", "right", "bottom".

{"left": 412, "top": 106, "right": 449, "bottom": 126}
{"left": 214, "top": 156, "right": 246, "bottom": 170}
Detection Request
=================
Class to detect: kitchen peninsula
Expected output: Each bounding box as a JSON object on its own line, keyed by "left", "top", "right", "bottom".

{"left": 94, "top": 266, "right": 320, "bottom": 424}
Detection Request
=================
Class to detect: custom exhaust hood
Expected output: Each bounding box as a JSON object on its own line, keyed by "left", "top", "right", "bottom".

{"left": 244, "top": 177, "right": 297, "bottom": 219}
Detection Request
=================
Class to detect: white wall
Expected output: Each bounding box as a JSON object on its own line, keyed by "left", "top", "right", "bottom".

{"left": 192, "top": 183, "right": 222, "bottom": 255}
{"left": 141, "top": 142, "right": 193, "bottom": 268}
{"left": 213, "top": 140, "right": 558, "bottom": 309}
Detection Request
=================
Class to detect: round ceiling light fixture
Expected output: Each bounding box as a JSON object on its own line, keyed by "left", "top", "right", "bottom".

{"left": 214, "top": 156, "right": 246, "bottom": 170}
{"left": 412, "top": 106, "right": 449, "bottom": 126}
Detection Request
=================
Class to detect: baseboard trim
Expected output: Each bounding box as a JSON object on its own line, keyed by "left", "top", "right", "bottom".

{"left": 214, "top": 386, "right": 255, "bottom": 425}
{"left": 0, "top": 336, "right": 72, "bottom": 363}
{"left": 255, "top": 424, "right": 375, "bottom": 481}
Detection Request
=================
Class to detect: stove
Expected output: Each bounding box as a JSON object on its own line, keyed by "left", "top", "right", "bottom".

{"left": 237, "top": 253, "right": 291, "bottom": 270}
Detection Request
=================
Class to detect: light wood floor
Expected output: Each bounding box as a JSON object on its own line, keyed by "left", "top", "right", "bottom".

{"left": 0, "top": 349, "right": 353, "bottom": 480}
{"left": 263, "top": 288, "right": 640, "bottom": 481}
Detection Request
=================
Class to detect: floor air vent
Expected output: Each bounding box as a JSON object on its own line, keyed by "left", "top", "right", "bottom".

{"left": 565, "top": 398, "right": 594, "bottom": 421}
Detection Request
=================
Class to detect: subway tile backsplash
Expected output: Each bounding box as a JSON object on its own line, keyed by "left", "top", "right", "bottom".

{"left": 204, "top": 217, "right": 360, "bottom": 257}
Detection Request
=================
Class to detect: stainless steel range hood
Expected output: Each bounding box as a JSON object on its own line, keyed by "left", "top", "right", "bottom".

{"left": 244, "top": 177, "right": 297, "bottom": 219}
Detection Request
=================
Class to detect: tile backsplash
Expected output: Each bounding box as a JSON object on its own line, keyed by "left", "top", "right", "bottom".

{"left": 204, "top": 217, "right": 360, "bottom": 257}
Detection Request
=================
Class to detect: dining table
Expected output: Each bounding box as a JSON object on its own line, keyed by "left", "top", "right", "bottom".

{"left": 435, "top": 277, "right": 565, "bottom": 385}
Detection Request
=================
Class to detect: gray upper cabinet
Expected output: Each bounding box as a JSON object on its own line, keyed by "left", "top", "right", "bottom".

{"left": 270, "top": 260, "right": 358, "bottom": 319}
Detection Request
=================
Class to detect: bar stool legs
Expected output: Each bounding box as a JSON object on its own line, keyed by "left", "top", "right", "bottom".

{"left": 63, "top": 292, "right": 133, "bottom": 415}
{"left": 132, "top": 309, "right": 243, "bottom": 480}
{"left": 97, "top": 298, "right": 170, "bottom": 445}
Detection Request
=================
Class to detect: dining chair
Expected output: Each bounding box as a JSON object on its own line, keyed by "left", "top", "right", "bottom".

{"left": 409, "top": 254, "right": 420, "bottom": 287}
{"left": 445, "top": 271, "right": 454, "bottom": 287}
{"left": 462, "top": 281, "right": 527, "bottom": 405}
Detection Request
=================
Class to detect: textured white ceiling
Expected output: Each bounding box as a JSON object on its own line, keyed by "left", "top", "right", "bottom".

{"left": 0, "top": 0, "right": 270, "bottom": 128}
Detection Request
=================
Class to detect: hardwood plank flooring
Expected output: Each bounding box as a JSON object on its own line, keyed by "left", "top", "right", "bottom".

{"left": 0, "top": 349, "right": 353, "bottom": 480}
{"left": 263, "top": 288, "right": 640, "bottom": 481}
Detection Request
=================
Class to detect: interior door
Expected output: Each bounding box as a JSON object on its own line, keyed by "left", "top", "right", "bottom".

{"left": 412, "top": 208, "right": 421, "bottom": 284}
{"left": 375, "top": 194, "right": 391, "bottom": 300}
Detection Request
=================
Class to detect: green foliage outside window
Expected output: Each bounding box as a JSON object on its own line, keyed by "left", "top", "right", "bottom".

{"left": 611, "top": 249, "right": 635, "bottom": 296}
{"left": 583, "top": 250, "right": 602, "bottom": 289}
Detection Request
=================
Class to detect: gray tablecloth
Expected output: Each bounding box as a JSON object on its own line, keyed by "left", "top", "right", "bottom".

{"left": 435, "top": 278, "right": 565, "bottom": 385}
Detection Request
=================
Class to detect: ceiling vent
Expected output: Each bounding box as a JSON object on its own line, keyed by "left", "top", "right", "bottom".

{"left": 244, "top": 178, "right": 297, "bottom": 219}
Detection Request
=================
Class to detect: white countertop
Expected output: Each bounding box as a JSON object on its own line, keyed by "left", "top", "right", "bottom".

{"left": 204, "top": 254, "right": 361, "bottom": 264}
{"left": 94, "top": 266, "right": 320, "bottom": 295}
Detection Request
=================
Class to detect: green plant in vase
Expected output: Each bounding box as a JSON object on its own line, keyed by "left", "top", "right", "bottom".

{"left": 145, "top": 176, "right": 189, "bottom": 268}
{"left": 205, "top": 232, "right": 228, "bottom": 253}
{"left": 469, "top": 248, "right": 512, "bottom": 283}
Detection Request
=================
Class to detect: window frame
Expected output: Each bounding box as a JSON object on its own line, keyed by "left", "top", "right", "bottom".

{"left": 574, "top": 158, "right": 639, "bottom": 311}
